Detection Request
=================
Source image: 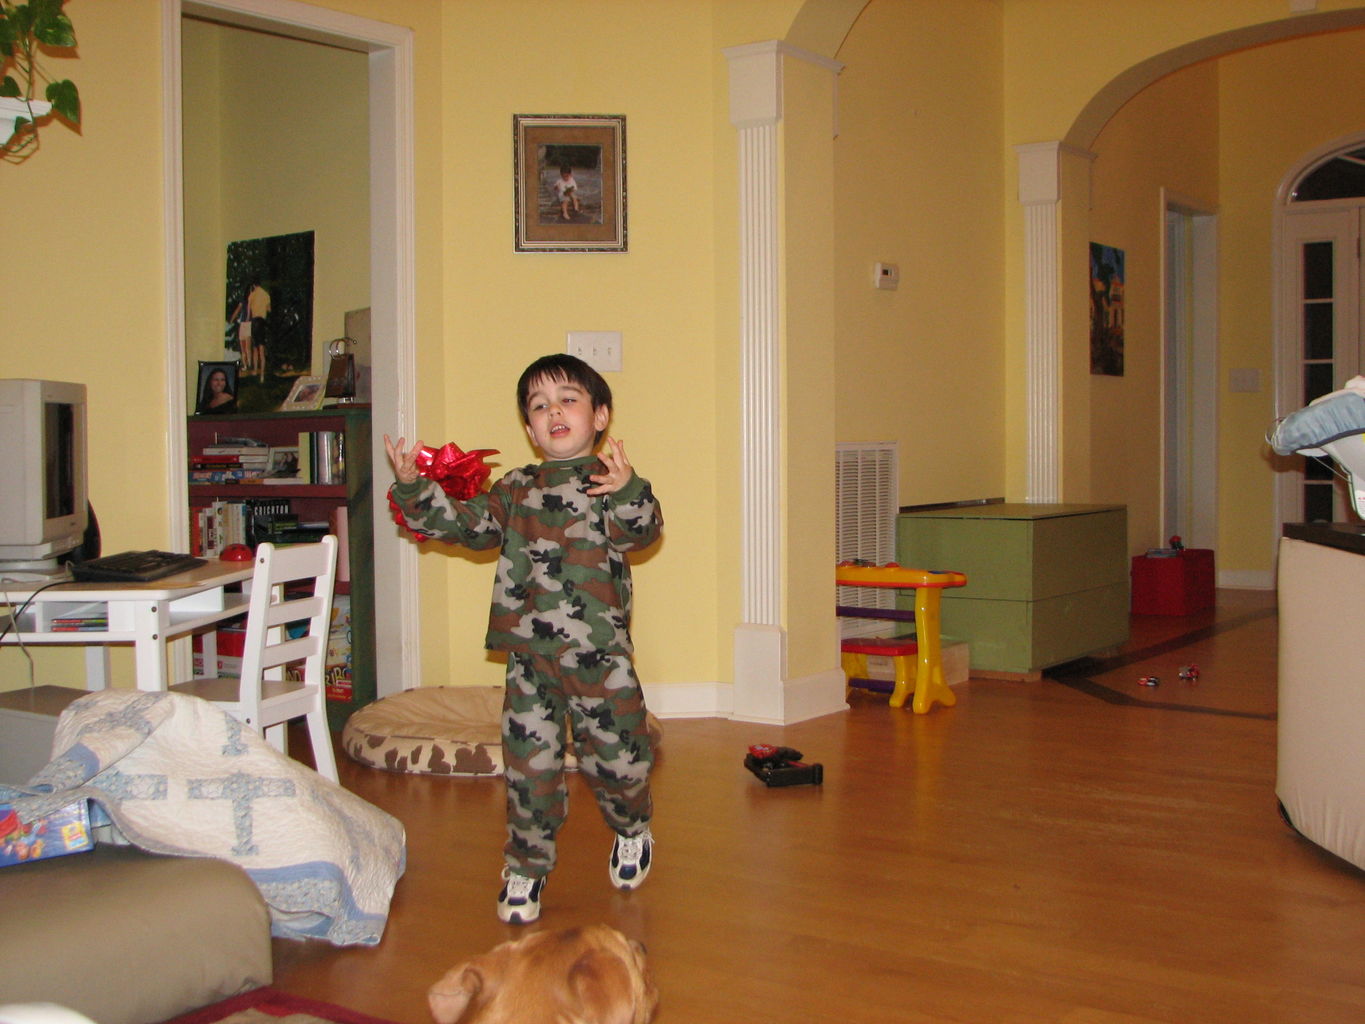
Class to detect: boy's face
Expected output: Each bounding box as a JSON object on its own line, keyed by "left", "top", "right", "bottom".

{"left": 523, "top": 374, "right": 609, "bottom": 461}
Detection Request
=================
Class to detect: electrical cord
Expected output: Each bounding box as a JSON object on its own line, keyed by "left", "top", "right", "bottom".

{"left": 0, "top": 577, "right": 77, "bottom": 689}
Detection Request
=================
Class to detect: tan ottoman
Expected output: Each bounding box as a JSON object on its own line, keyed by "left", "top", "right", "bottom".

{"left": 0, "top": 844, "right": 271, "bottom": 1024}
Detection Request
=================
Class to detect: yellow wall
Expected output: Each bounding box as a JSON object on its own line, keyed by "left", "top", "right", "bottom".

{"left": 832, "top": 0, "right": 1005, "bottom": 507}
{"left": 782, "top": 51, "right": 841, "bottom": 676}
{"left": 1086, "top": 61, "right": 1219, "bottom": 552}
{"left": 1, "top": 2, "right": 166, "bottom": 688}
{"left": 434, "top": 0, "right": 730, "bottom": 690}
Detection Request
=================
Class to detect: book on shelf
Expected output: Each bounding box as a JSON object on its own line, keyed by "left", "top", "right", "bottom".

{"left": 252, "top": 510, "right": 328, "bottom": 546}
{"left": 51, "top": 618, "right": 110, "bottom": 631}
{"left": 295, "top": 433, "right": 314, "bottom": 484}
{"left": 189, "top": 467, "right": 266, "bottom": 484}
{"left": 49, "top": 601, "right": 108, "bottom": 631}
{"left": 192, "top": 454, "right": 270, "bottom": 466}
{"left": 190, "top": 497, "right": 295, "bottom": 556}
{"left": 201, "top": 435, "right": 268, "bottom": 454}
{"left": 245, "top": 499, "right": 292, "bottom": 547}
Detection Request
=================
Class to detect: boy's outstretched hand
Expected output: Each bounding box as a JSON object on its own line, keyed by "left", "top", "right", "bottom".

{"left": 384, "top": 434, "right": 423, "bottom": 485}
{"left": 587, "top": 438, "right": 634, "bottom": 495}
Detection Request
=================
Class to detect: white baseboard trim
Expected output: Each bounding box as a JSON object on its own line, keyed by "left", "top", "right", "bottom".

{"left": 772, "top": 667, "right": 849, "bottom": 724}
{"left": 643, "top": 681, "right": 734, "bottom": 719}
{"left": 642, "top": 670, "right": 848, "bottom": 724}
{"left": 1219, "top": 569, "right": 1274, "bottom": 590}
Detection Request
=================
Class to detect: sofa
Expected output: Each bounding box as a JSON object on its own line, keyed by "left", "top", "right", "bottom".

{"left": 0, "top": 686, "right": 272, "bottom": 1021}
{"left": 0, "top": 842, "right": 271, "bottom": 1024}
{"left": 1277, "top": 531, "right": 1365, "bottom": 871}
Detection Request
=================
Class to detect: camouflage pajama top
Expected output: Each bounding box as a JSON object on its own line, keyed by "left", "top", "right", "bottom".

{"left": 388, "top": 455, "right": 662, "bottom": 656}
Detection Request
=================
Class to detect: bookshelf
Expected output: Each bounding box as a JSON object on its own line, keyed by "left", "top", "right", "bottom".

{"left": 187, "top": 406, "right": 374, "bottom": 729}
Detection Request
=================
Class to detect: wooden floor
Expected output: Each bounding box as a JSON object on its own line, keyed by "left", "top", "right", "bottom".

{"left": 273, "top": 590, "right": 1365, "bottom": 1024}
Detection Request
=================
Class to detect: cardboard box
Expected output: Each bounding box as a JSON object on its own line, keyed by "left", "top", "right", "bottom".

{"left": 192, "top": 653, "right": 244, "bottom": 678}
{"left": 0, "top": 800, "right": 93, "bottom": 867}
{"left": 192, "top": 626, "right": 247, "bottom": 678}
{"left": 1131, "top": 548, "right": 1215, "bottom": 615}
{"left": 326, "top": 595, "right": 353, "bottom": 702}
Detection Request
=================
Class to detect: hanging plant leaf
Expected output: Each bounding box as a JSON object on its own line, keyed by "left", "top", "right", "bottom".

{"left": 44, "top": 76, "right": 76, "bottom": 123}
{"left": 30, "top": 0, "right": 75, "bottom": 49}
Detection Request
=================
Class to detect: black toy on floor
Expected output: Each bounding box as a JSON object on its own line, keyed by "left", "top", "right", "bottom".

{"left": 744, "top": 744, "right": 824, "bottom": 787}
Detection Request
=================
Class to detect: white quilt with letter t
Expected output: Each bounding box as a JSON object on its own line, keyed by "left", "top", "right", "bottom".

{"left": 8, "top": 689, "right": 406, "bottom": 946}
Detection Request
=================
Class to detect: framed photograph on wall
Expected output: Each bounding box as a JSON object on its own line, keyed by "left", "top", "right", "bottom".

{"left": 222, "top": 230, "right": 316, "bottom": 411}
{"left": 1089, "top": 242, "right": 1125, "bottom": 376}
{"left": 514, "top": 114, "right": 626, "bottom": 252}
{"left": 281, "top": 374, "right": 326, "bottom": 412}
{"left": 194, "top": 361, "right": 239, "bottom": 415}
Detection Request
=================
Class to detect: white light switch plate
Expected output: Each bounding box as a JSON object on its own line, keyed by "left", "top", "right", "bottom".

{"left": 567, "top": 331, "right": 623, "bottom": 372}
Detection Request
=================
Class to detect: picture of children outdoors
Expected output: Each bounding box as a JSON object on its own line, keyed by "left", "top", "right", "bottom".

{"left": 223, "top": 230, "right": 316, "bottom": 411}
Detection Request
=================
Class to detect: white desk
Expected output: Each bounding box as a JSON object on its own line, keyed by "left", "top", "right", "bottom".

{"left": 0, "top": 561, "right": 254, "bottom": 691}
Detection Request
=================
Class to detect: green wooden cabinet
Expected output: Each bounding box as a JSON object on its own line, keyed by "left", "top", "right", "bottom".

{"left": 896, "top": 503, "right": 1128, "bottom": 674}
{"left": 187, "top": 406, "right": 373, "bottom": 728}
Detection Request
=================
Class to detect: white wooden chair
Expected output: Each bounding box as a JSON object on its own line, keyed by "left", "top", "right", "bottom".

{"left": 172, "top": 536, "right": 340, "bottom": 782}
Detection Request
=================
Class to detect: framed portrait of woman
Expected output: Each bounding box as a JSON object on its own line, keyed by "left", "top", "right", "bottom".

{"left": 195, "top": 361, "right": 239, "bottom": 415}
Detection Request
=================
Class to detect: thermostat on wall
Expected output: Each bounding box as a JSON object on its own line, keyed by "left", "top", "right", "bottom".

{"left": 874, "top": 262, "right": 900, "bottom": 290}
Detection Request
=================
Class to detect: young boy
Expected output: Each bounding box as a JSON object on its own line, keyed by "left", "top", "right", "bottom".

{"left": 552, "top": 164, "right": 582, "bottom": 220}
{"left": 384, "top": 354, "right": 662, "bottom": 924}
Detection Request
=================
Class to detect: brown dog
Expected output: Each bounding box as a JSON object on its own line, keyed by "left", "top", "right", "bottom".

{"left": 428, "top": 924, "right": 659, "bottom": 1024}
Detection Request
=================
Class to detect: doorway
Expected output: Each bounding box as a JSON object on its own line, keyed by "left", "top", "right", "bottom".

{"left": 1161, "top": 192, "right": 1218, "bottom": 551}
{"left": 162, "top": 0, "right": 419, "bottom": 696}
{"left": 1274, "top": 136, "right": 1365, "bottom": 531}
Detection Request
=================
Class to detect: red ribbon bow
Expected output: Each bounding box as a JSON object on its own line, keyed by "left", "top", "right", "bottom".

{"left": 389, "top": 442, "right": 499, "bottom": 539}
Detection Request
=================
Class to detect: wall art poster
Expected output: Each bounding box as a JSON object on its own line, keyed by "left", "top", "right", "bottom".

{"left": 223, "top": 230, "right": 316, "bottom": 411}
{"left": 1090, "top": 242, "right": 1125, "bottom": 376}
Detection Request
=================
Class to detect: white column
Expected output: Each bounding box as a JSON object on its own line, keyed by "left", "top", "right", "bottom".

{"left": 1016, "top": 141, "right": 1089, "bottom": 503}
{"left": 726, "top": 42, "right": 784, "bottom": 627}
{"left": 725, "top": 41, "right": 841, "bottom": 723}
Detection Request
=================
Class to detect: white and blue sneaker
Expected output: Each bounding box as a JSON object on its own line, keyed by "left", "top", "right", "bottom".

{"left": 497, "top": 867, "right": 545, "bottom": 924}
{"left": 609, "top": 829, "right": 654, "bottom": 891}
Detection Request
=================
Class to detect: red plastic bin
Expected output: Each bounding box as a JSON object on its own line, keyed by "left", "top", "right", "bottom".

{"left": 1131, "top": 548, "right": 1215, "bottom": 616}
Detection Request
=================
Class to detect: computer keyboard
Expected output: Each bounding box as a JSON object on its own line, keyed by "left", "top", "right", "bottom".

{"left": 69, "top": 550, "right": 208, "bottom": 583}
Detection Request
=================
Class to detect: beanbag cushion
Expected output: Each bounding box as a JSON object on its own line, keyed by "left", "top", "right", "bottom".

{"left": 342, "top": 686, "right": 662, "bottom": 777}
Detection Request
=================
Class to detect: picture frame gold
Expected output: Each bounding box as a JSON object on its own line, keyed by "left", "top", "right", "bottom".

{"left": 281, "top": 374, "right": 326, "bottom": 412}
{"left": 514, "top": 114, "right": 626, "bottom": 253}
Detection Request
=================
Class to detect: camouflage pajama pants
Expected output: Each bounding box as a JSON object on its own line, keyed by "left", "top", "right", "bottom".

{"left": 502, "top": 649, "right": 655, "bottom": 877}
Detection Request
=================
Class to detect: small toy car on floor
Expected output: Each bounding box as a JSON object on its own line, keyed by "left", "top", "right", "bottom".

{"left": 744, "top": 744, "right": 824, "bottom": 787}
{"left": 1138, "top": 675, "right": 1160, "bottom": 687}
{"left": 1178, "top": 663, "right": 1200, "bottom": 682}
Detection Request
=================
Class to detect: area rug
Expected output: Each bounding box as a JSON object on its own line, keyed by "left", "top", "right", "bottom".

{"left": 1049, "top": 606, "right": 1278, "bottom": 720}
{"left": 160, "top": 988, "right": 402, "bottom": 1024}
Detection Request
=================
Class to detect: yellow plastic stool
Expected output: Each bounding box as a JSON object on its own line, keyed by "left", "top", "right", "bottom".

{"left": 836, "top": 562, "right": 967, "bottom": 713}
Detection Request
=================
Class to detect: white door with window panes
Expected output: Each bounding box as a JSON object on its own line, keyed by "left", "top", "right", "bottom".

{"left": 1277, "top": 191, "right": 1365, "bottom": 525}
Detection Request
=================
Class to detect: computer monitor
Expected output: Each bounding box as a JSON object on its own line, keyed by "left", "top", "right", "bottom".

{"left": 0, "top": 379, "right": 89, "bottom": 579}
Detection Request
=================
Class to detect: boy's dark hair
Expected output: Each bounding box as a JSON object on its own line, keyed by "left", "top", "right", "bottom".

{"left": 517, "top": 353, "right": 613, "bottom": 426}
